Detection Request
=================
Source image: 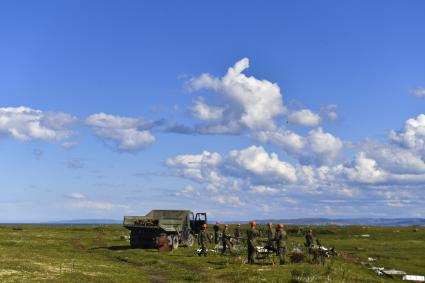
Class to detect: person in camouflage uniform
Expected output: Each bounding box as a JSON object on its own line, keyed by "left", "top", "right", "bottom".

{"left": 247, "top": 221, "right": 260, "bottom": 264}
{"left": 275, "top": 223, "right": 288, "bottom": 265}
{"left": 305, "top": 229, "right": 313, "bottom": 249}
{"left": 198, "top": 223, "right": 208, "bottom": 257}
{"left": 235, "top": 224, "right": 242, "bottom": 238}
{"left": 213, "top": 221, "right": 220, "bottom": 244}
{"left": 266, "top": 222, "right": 275, "bottom": 250}
{"left": 221, "top": 224, "right": 231, "bottom": 254}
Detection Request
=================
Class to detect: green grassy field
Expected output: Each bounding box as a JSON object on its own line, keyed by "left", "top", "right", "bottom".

{"left": 0, "top": 224, "right": 423, "bottom": 282}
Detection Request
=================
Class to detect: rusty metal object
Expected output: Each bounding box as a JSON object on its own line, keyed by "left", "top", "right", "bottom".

{"left": 158, "top": 236, "right": 170, "bottom": 252}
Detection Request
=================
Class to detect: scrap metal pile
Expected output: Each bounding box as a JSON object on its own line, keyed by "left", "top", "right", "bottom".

{"left": 133, "top": 219, "right": 159, "bottom": 226}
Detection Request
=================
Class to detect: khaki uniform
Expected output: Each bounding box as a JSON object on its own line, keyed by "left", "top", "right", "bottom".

{"left": 198, "top": 229, "right": 208, "bottom": 256}
{"left": 222, "top": 228, "right": 231, "bottom": 254}
{"left": 234, "top": 227, "right": 241, "bottom": 238}
{"left": 305, "top": 231, "right": 313, "bottom": 248}
{"left": 275, "top": 228, "right": 288, "bottom": 264}
{"left": 266, "top": 225, "right": 275, "bottom": 250}
{"left": 247, "top": 227, "right": 259, "bottom": 264}
{"left": 213, "top": 224, "right": 220, "bottom": 244}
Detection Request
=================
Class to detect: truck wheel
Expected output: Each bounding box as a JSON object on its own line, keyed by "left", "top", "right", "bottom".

{"left": 185, "top": 234, "right": 194, "bottom": 247}
{"left": 130, "top": 230, "right": 142, "bottom": 248}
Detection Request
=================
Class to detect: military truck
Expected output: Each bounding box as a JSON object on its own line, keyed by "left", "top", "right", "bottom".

{"left": 123, "top": 210, "right": 207, "bottom": 249}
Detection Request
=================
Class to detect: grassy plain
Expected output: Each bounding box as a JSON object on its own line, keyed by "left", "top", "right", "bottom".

{"left": 0, "top": 224, "right": 423, "bottom": 282}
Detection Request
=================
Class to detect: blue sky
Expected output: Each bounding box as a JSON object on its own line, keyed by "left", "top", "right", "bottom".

{"left": 0, "top": 1, "right": 424, "bottom": 222}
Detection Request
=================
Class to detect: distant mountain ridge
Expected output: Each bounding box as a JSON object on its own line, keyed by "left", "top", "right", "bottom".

{"left": 252, "top": 218, "right": 425, "bottom": 226}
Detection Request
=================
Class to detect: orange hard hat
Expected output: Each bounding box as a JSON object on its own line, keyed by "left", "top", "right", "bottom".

{"left": 278, "top": 223, "right": 285, "bottom": 228}
{"left": 250, "top": 221, "right": 256, "bottom": 226}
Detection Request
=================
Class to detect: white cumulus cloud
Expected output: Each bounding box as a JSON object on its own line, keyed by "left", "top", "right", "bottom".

{"left": 86, "top": 113, "right": 155, "bottom": 152}
{"left": 188, "top": 58, "right": 286, "bottom": 131}
{"left": 190, "top": 97, "right": 225, "bottom": 121}
{"left": 389, "top": 114, "right": 425, "bottom": 155}
{"left": 226, "top": 146, "right": 297, "bottom": 183}
{"left": 166, "top": 150, "right": 225, "bottom": 186}
{"left": 253, "top": 129, "right": 306, "bottom": 154}
{"left": 344, "top": 152, "right": 387, "bottom": 184}
{"left": 305, "top": 128, "right": 343, "bottom": 165}
{"left": 288, "top": 109, "right": 321, "bottom": 127}
{"left": 0, "top": 106, "right": 75, "bottom": 141}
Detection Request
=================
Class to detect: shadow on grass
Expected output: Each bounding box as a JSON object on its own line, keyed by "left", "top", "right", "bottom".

{"left": 90, "top": 245, "right": 160, "bottom": 251}
{"left": 89, "top": 245, "right": 133, "bottom": 251}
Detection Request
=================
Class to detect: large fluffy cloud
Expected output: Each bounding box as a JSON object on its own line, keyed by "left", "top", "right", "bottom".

{"left": 361, "top": 141, "right": 425, "bottom": 174}
{"left": 253, "top": 129, "right": 306, "bottom": 154}
{"left": 389, "top": 114, "right": 425, "bottom": 155}
{"left": 344, "top": 152, "right": 387, "bottom": 184}
{"left": 165, "top": 150, "right": 224, "bottom": 185}
{"left": 167, "top": 146, "right": 298, "bottom": 188}
{"left": 85, "top": 113, "right": 156, "bottom": 152}
{"left": 188, "top": 58, "right": 286, "bottom": 131}
{"left": 226, "top": 146, "right": 297, "bottom": 183}
{"left": 288, "top": 109, "right": 321, "bottom": 127}
{"left": 306, "top": 128, "right": 344, "bottom": 165}
{"left": 189, "top": 97, "right": 225, "bottom": 121}
{"left": 253, "top": 127, "right": 343, "bottom": 166}
{"left": 166, "top": 111, "right": 425, "bottom": 218}
{"left": 0, "top": 106, "right": 75, "bottom": 141}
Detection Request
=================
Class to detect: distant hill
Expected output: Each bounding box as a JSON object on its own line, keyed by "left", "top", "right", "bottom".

{"left": 251, "top": 218, "right": 425, "bottom": 226}
{"left": 43, "top": 219, "right": 122, "bottom": 225}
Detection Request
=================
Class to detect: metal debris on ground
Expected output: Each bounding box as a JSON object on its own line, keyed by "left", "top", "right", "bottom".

{"left": 403, "top": 275, "right": 425, "bottom": 282}
{"left": 372, "top": 267, "right": 385, "bottom": 276}
{"left": 371, "top": 267, "right": 407, "bottom": 277}
{"left": 383, "top": 269, "right": 407, "bottom": 276}
{"left": 196, "top": 248, "right": 217, "bottom": 253}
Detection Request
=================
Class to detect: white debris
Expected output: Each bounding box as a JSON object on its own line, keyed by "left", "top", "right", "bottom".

{"left": 256, "top": 247, "right": 269, "bottom": 253}
{"left": 368, "top": 257, "right": 376, "bottom": 262}
{"left": 403, "top": 275, "right": 425, "bottom": 282}
{"left": 292, "top": 247, "right": 302, "bottom": 253}
{"left": 361, "top": 234, "right": 370, "bottom": 238}
{"left": 257, "top": 268, "right": 271, "bottom": 271}
{"left": 383, "top": 269, "right": 407, "bottom": 276}
{"left": 371, "top": 267, "right": 385, "bottom": 276}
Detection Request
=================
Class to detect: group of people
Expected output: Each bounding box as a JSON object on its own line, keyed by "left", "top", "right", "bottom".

{"left": 197, "top": 220, "right": 288, "bottom": 265}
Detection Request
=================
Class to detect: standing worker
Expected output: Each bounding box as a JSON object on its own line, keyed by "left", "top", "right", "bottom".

{"left": 247, "top": 221, "right": 260, "bottom": 264}
{"left": 234, "top": 224, "right": 242, "bottom": 244}
{"left": 222, "top": 224, "right": 231, "bottom": 254}
{"left": 266, "top": 222, "right": 275, "bottom": 250}
{"left": 305, "top": 229, "right": 313, "bottom": 248}
{"left": 213, "top": 221, "right": 220, "bottom": 244}
{"left": 198, "top": 223, "right": 208, "bottom": 257}
{"left": 275, "top": 223, "right": 288, "bottom": 265}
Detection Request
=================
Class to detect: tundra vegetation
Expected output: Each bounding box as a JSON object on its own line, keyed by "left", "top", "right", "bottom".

{"left": 0, "top": 224, "right": 423, "bottom": 282}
